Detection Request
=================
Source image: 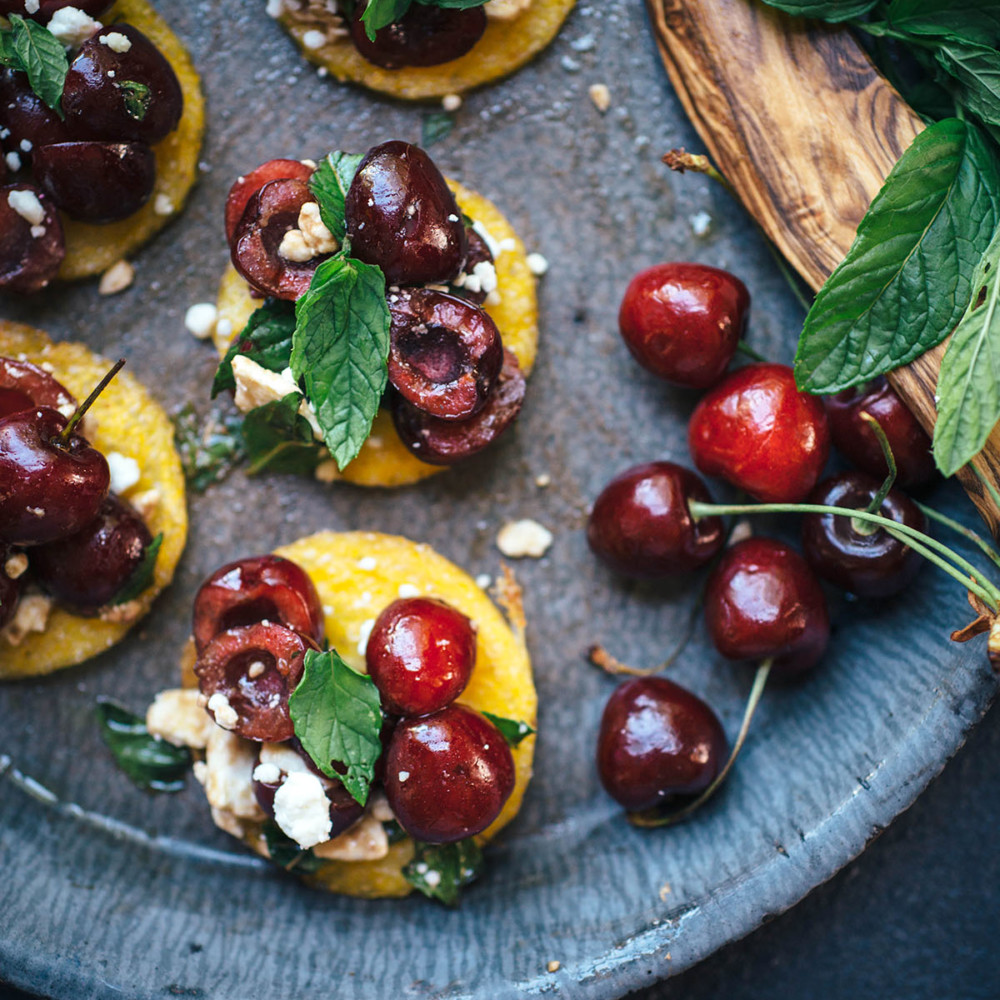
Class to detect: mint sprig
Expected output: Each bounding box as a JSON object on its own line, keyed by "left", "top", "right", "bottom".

{"left": 403, "top": 839, "right": 484, "bottom": 905}
{"left": 309, "top": 152, "right": 363, "bottom": 243}
{"left": 0, "top": 16, "right": 69, "bottom": 115}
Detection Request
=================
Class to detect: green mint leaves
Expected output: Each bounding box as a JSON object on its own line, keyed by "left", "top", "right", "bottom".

{"left": 110, "top": 533, "right": 163, "bottom": 606}
{"left": 288, "top": 649, "right": 383, "bottom": 807}
{"left": 481, "top": 711, "right": 535, "bottom": 748}
{"left": 0, "top": 16, "right": 69, "bottom": 114}
{"left": 212, "top": 299, "right": 296, "bottom": 396}
{"left": 241, "top": 392, "right": 325, "bottom": 475}
{"left": 119, "top": 79, "right": 152, "bottom": 122}
{"left": 794, "top": 118, "right": 1000, "bottom": 393}
{"left": 758, "top": 0, "right": 878, "bottom": 20}
{"left": 96, "top": 699, "right": 191, "bottom": 792}
{"left": 309, "top": 152, "right": 363, "bottom": 243}
{"left": 403, "top": 839, "right": 485, "bottom": 905}
{"left": 360, "top": 0, "right": 489, "bottom": 39}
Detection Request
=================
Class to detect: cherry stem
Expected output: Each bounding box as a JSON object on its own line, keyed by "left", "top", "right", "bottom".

{"left": 628, "top": 658, "right": 772, "bottom": 829}
{"left": 589, "top": 598, "right": 702, "bottom": 677}
{"left": 915, "top": 501, "right": 1000, "bottom": 573}
{"left": 689, "top": 499, "right": 1000, "bottom": 611}
{"left": 59, "top": 358, "right": 126, "bottom": 444}
{"left": 736, "top": 340, "right": 767, "bottom": 363}
{"left": 859, "top": 411, "right": 897, "bottom": 519}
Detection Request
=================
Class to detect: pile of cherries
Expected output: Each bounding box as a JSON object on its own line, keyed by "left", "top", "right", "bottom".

{"left": 591, "top": 261, "right": 944, "bottom": 819}
{"left": 0, "top": 356, "right": 154, "bottom": 631}
{"left": 0, "top": 0, "right": 184, "bottom": 293}
{"left": 226, "top": 140, "right": 526, "bottom": 466}
{"left": 193, "top": 553, "right": 516, "bottom": 846}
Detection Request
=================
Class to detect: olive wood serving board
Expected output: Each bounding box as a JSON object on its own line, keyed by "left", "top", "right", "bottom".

{"left": 647, "top": 0, "right": 1000, "bottom": 537}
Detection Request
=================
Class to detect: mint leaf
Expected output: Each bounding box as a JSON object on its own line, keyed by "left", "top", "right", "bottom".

{"left": 262, "top": 820, "right": 324, "bottom": 873}
{"left": 173, "top": 403, "right": 245, "bottom": 493}
{"left": 481, "top": 711, "right": 535, "bottom": 748}
{"left": 6, "top": 15, "right": 68, "bottom": 114}
{"left": 757, "top": 0, "right": 877, "bottom": 20}
{"left": 403, "top": 839, "right": 484, "bottom": 906}
{"left": 97, "top": 699, "right": 191, "bottom": 792}
{"left": 422, "top": 111, "right": 454, "bottom": 147}
{"left": 110, "top": 533, "right": 162, "bottom": 606}
{"left": 241, "top": 392, "right": 324, "bottom": 476}
{"left": 309, "top": 151, "right": 363, "bottom": 243}
{"left": 934, "top": 39, "right": 1000, "bottom": 129}
{"left": 289, "top": 649, "right": 383, "bottom": 807}
{"left": 794, "top": 118, "right": 1000, "bottom": 393}
{"left": 933, "top": 227, "right": 1000, "bottom": 475}
{"left": 888, "top": 0, "right": 1000, "bottom": 46}
{"left": 291, "top": 255, "right": 390, "bottom": 470}
{"left": 212, "top": 299, "right": 296, "bottom": 396}
{"left": 360, "top": 0, "right": 412, "bottom": 37}
{"left": 119, "top": 79, "right": 151, "bottom": 122}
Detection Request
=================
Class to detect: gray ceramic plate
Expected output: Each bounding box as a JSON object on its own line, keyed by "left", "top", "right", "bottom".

{"left": 1, "top": 2, "right": 997, "bottom": 998}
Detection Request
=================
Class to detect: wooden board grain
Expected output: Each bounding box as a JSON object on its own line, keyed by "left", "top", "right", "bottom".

{"left": 648, "top": 0, "right": 1000, "bottom": 536}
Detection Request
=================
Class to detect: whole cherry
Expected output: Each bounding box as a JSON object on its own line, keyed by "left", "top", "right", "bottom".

{"left": 597, "top": 676, "right": 728, "bottom": 812}
{"left": 0, "top": 356, "right": 76, "bottom": 421}
{"left": 704, "top": 537, "right": 830, "bottom": 677}
{"left": 587, "top": 461, "right": 725, "bottom": 578}
{"left": 801, "top": 472, "right": 926, "bottom": 599}
{"left": 618, "top": 262, "right": 750, "bottom": 389}
{"left": 689, "top": 363, "right": 830, "bottom": 503}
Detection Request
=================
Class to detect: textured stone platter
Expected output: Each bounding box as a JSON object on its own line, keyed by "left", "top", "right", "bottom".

{"left": 1, "top": 2, "right": 997, "bottom": 997}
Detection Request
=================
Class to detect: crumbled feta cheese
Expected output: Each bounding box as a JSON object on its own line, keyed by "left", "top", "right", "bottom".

{"left": 475, "top": 574, "right": 492, "bottom": 589}
{"left": 313, "top": 812, "right": 388, "bottom": 861}
{"left": 98, "top": 259, "right": 134, "bottom": 295}
{"left": 259, "top": 741, "right": 312, "bottom": 775}
{"left": 207, "top": 692, "right": 239, "bottom": 731}
{"left": 455, "top": 260, "right": 498, "bottom": 295}
{"left": 231, "top": 355, "right": 302, "bottom": 413}
{"left": 535, "top": 472, "right": 551, "bottom": 488}
{"left": 442, "top": 93, "right": 462, "bottom": 112}
{"left": 47, "top": 7, "right": 102, "bottom": 47}
{"left": 1, "top": 593, "right": 51, "bottom": 646}
{"left": 689, "top": 211, "right": 712, "bottom": 237}
{"left": 4, "top": 152, "right": 20, "bottom": 173}
{"left": 24, "top": 0, "right": 40, "bottom": 13}
{"left": 99, "top": 31, "right": 131, "bottom": 53}
{"left": 397, "top": 583, "right": 420, "bottom": 598}
{"left": 128, "top": 488, "right": 160, "bottom": 522}
{"left": 471, "top": 219, "right": 502, "bottom": 259}
{"left": 7, "top": 189, "right": 45, "bottom": 226}
{"left": 105, "top": 451, "right": 141, "bottom": 494}
{"left": 526, "top": 252, "right": 549, "bottom": 276}
{"left": 273, "top": 772, "right": 332, "bottom": 849}
{"left": 30, "top": 225, "right": 46, "bottom": 239}
{"left": 358, "top": 556, "right": 377, "bottom": 571}
{"left": 571, "top": 34, "right": 595, "bottom": 51}
{"left": 252, "top": 762, "right": 281, "bottom": 785}
{"left": 278, "top": 201, "right": 338, "bottom": 262}
{"left": 302, "top": 28, "right": 326, "bottom": 49}
{"left": 19, "top": 139, "right": 32, "bottom": 153}
{"left": 368, "top": 790, "right": 395, "bottom": 823}
{"left": 247, "top": 659, "right": 266, "bottom": 679}
{"left": 146, "top": 689, "right": 214, "bottom": 749}
{"left": 424, "top": 870, "right": 442, "bottom": 888}
{"left": 485, "top": 0, "right": 533, "bottom": 20}
{"left": 199, "top": 728, "right": 263, "bottom": 819}
{"left": 4, "top": 553, "right": 28, "bottom": 580}
{"left": 496, "top": 519, "right": 553, "bottom": 559}
{"left": 184, "top": 302, "right": 218, "bottom": 340}
{"left": 265, "top": 0, "right": 285, "bottom": 16}
{"left": 588, "top": 83, "right": 611, "bottom": 113}
{"left": 154, "top": 193, "right": 174, "bottom": 216}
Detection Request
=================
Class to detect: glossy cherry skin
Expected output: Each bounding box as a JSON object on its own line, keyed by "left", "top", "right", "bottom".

{"left": 345, "top": 141, "right": 466, "bottom": 286}
{"left": 195, "top": 622, "right": 315, "bottom": 742}
{"left": 0, "top": 356, "right": 76, "bottom": 420}
{"left": 388, "top": 287, "right": 503, "bottom": 420}
{"left": 0, "top": 0, "right": 112, "bottom": 18}
{"left": 30, "top": 493, "right": 152, "bottom": 614}
{"left": 597, "top": 677, "right": 728, "bottom": 812}
{"left": 392, "top": 348, "right": 525, "bottom": 465}
{"left": 801, "top": 472, "right": 926, "bottom": 599}
{"left": 0, "top": 407, "right": 109, "bottom": 546}
{"left": 350, "top": 1, "right": 487, "bottom": 68}
{"left": 824, "top": 377, "right": 936, "bottom": 489}
{"left": 618, "top": 263, "right": 750, "bottom": 389}
{"left": 192, "top": 554, "right": 325, "bottom": 653}
{"left": 587, "top": 461, "right": 725, "bottom": 578}
{"left": 232, "top": 179, "right": 327, "bottom": 300}
{"left": 0, "top": 545, "right": 22, "bottom": 631}
{"left": 366, "top": 597, "right": 477, "bottom": 716}
{"left": 62, "top": 25, "right": 183, "bottom": 145}
{"left": 704, "top": 537, "right": 830, "bottom": 677}
{"left": 225, "top": 158, "right": 314, "bottom": 243}
{"left": 33, "top": 141, "right": 156, "bottom": 222}
{"left": 384, "top": 704, "right": 515, "bottom": 844}
{"left": 0, "top": 69, "right": 80, "bottom": 160}
{"left": 0, "top": 183, "right": 66, "bottom": 294}
{"left": 689, "top": 363, "right": 830, "bottom": 503}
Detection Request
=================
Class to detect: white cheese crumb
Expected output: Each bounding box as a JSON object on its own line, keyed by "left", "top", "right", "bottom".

{"left": 278, "top": 201, "right": 338, "bottom": 262}
{"left": 105, "top": 451, "right": 141, "bottom": 494}
{"left": 98, "top": 259, "right": 134, "bottom": 295}
{"left": 30, "top": 225, "right": 46, "bottom": 239}
{"left": 129, "top": 487, "right": 160, "bottom": 522}
{"left": 146, "top": 689, "right": 214, "bottom": 749}
{"left": 5, "top": 553, "right": 28, "bottom": 580}
{"left": 424, "top": 870, "right": 442, "bottom": 888}
{"left": 475, "top": 574, "right": 492, "bottom": 590}
{"left": 442, "top": 93, "right": 462, "bottom": 112}
{"left": 689, "top": 211, "right": 713, "bottom": 237}
{"left": 4, "top": 152, "right": 20, "bottom": 173}
{"left": 358, "top": 556, "right": 377, "bottom": 571}
{"left": 19, "top": 139, "right": 32, "bottom": 153}
{"left": 471, "top": 219, "right": 502, "bottom": 260}
{"left": 526, "top": 252, "right": 549, "bottom": 276}
{"left": 273, "top": 771, "right": 332, "bottom": 849}
{"left": 397, "top": 583, "right": 420, "bottom": 598}
{"left": 154, "top": 193, "right": 174, "bottom": 216}
{"left": 207, "top": 692, "right": 239, "bottom": 731}
{"left": 201, "top": 728, "right": 263, "bottom": 820}
{"left": 99, "top": 31, "right": 132, "bottom": 53}
{"left": 265, "top": 0, "right": 285, "bottom": 16}
{"left": 252, "top": 762, "right": 282, "bottom": 785}
{"left": 231, "top": 355, "right": 302, "bottom": 413}
{"left": 535, "top": 473, "right": 551, "bottom": 488}
{"left": 455, "top": 260, "right": 498, "bottom": 295}
{"left": 247, "top": 659, "right": 266, "bottom": 679}
{"left": 302, "top": 28, "right": 326, "bottom": 49}
{"left": 7, "top": 189, "right": 45, "bottom": 226}
{"left": 47, "top": 7, "right": 102, "bottom": 47}
{"left": 1, "top": 593, "right": 51, "bottom": 646}
{"left": 496, "top": 519, "right": 553, "bottom": 559}
{"left": 589, "top": 83, "right": 611, "bottom": 113}
{"left": 397, "top": 770, "right": 410, "bottom": 783}
{"left": 24, "top": 0, "right": 40, "bottom": 13}
{"left": 184, "top": 302, "right": 218, "bottom": 340}
{"left": 485, "top": 0, "right": 533, "bottom": 20}
{"left": 313, "top": 812, "right": 389, "bottom": 861}
{"left": 571, "top": 34, "right": 595, "bottom": 51}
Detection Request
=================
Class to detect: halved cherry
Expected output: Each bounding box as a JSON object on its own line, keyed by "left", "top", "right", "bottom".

{"left": 0, "top": 69, "right": 80, "bottom": 159}
{"left": 192, "top": 554, "right": 325, "bottom": 653}
{"left": 0, "top": 357, "right": 76, "bottom": 421}
{"left": 450, "top": 226, "right": 494, "bottom": 306}
{"left": 391, "top": 349, "right": 526, "bottom": 465}
{"left": 0, "top": 183, "right": 65, "bottom": 294}
{"left": 194, "top": 622, "right": 315, "bottom": 742}
{"left": 225, "top": 159, "right": 315, "bottom": 243}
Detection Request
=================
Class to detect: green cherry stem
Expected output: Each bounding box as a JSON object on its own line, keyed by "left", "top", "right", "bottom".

{"left": 858, "top": 411, "right": 897, "bottom": 520}
{"left": 628, "top": 658, "right": 773, "bottom": 829}
{"left": 914, "top": 502, "right": 1000, "bottom": 574}
{"left": 59, "top": 358, "right": 126, "bottom": 444}
{"left": 736, "top": 340, "right": 767, "bottom": 363}
{"left": 689, "top": 500, "right": 1000, "bottom": 611}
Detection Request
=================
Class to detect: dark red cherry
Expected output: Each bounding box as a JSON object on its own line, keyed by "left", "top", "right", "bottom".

{"left": 366, "top": 596, "right": 476, "bottom": 716}
{"left": 597, "top": 677, "right": 728, "bottom": 812}
{"left": 0, "top": 356, "right": 76, "bottom": 420}
{"left": 345, "top": 141, "right": 467, "bottom": 286}
{"left": 689, "top": 363, "right": 830, "bottom": 503}
{"left": 619, "top": 262, "right": 750, "bottom": 389}
{"left": 194, "top": 622, "right": 314, "bottom": 742}
{"left": 387, "top": 287, "right": 503, "bottom": 420}
{"left": 801, "top": 472, "right": 926, "bottom": 599}
{"left": 392, "top": 348, "right": 525, "bottom": 465}
{"left": 62, "top": 25, "right": 183, "bottom": 144}
{"left": 587, "top": 461, "right": 725, "bottom": 578}
{"left": 225, "top": 158, "right": 314, "bottom": 243}
{"left": 232, "top": 179, "right": 328, "bottom": 300}
{"left": 0, "top": 0, "right": 113, "bottom": 18}
{"left": 30, "top": 493, "right": 152, "bottom": 615}
{"left": 450, "top": 226, "right": 494, "bottom": 305}
{"left": 384, "top": 704, "right": 515, "bottom": 844}
{"left": 0, "top": 69, "right": 80, "bottom": 160}
{"left": 0, "top": 183, "right": 65, "bottom": 294}
{"left": 33, "top": 141, "right": 155, "bottom": 222}
{"left": 350, "top": 1, "right": 487, "bottom": 68}
{"left": 704, "top": 537, "right": 830, "bottom": 677}
{"left": 824, "top": 377, "right": 936, "bottom": 489}
{"left": 0, "top": 407, "right": 109, "bottom": 546}
{"left": 0, "top": 545, "right": 23, "bottom": 631}
{"left": 192, "top": 554, "right": 325, "bottom": 653}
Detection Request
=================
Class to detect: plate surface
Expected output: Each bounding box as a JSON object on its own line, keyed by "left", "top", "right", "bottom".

{"left": 1, "top": 2, "right": 997, "bottom": 997}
